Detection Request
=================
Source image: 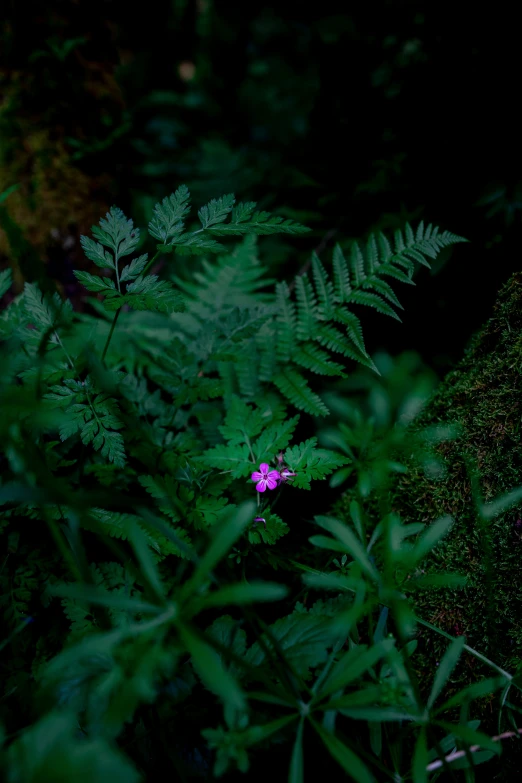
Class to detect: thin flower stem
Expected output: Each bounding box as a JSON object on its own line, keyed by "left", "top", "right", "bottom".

{"left": 101, "top": 307, "right": 122, "bottom": 363}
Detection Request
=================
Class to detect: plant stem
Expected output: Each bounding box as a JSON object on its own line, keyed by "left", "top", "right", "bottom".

{"left": 102, "top": 307, "right": 122, "bottom": 363}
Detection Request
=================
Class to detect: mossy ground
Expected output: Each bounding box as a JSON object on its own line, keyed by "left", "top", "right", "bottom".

{"left": 337, "top": 272, "right": 522, "bottom": 777}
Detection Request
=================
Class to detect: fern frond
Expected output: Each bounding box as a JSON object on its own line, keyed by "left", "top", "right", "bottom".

{"left": 332, "top": 244, "right": 351, "bottom": 303}
{"left": 273, "top": 369, "right": 329, "bottom": 417}
{"left": 275, "top": 282, "right": 296, "bottom": 362}
{"left": 295, "top": 276, "right": 318, "bottom": 341}
{"left": 311, "top": 253, "right": 335, "bottom": 318}
{"left": 293, "top": 343, "right": 346, "bottom": 377}
{"left": 148, "top": 185, "right": 191, "bottom": 243}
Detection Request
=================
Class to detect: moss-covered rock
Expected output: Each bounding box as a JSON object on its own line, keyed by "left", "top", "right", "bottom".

{"left": 387, "top": 273, "right": 522, "bottom": 683}
{"left": 333, "top": 273, "right": 522, "bottom": 776}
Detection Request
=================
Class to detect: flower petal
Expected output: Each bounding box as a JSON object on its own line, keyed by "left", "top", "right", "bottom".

{"left": 255, "top": 480, "right": 267, "bottom": 492}
{"left": 251, "top": 472, "right": 263, "bottom": 482}
{"left": 259, "top": 463, "right": 270, "bottom": 474}
{"left": 267, "top": 470, "right": 281, "bottom": 480}
{"left": 266, "top": 477, "right": 279, "bottom": 490}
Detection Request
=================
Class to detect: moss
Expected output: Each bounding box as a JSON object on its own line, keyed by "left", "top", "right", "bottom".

{"left": 335, "top": 273, "right": 522, "bottom": 776}
{"left": 388, "top": 273, "right": 522, "bottom": 678}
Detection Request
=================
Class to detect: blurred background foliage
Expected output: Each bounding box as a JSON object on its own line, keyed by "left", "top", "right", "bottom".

{"left": 1, "top": 0, "right": 521, "bottom": 374}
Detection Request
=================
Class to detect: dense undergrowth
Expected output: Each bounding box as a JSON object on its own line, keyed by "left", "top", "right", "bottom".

{"left": 1, "top": 186, "right": 522, "bottom": 782}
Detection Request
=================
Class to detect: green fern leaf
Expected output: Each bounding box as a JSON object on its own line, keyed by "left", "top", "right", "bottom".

{"left": 198, "top": 443, "right": 253, "bottom": 478}
{"left": 120, "top": 254, "right": 148, "bottom": 282}
{"left": 331, "top": 308, "right": 368, "bottom": 356}
{"left": 218, "top": 396, "right": 266, "bottom": 446}
{"left": 207, "top": 209, "right": 310, "bottom": 236}
{"left": 148, "top": 185, "right": 191, "bottom": 243}
{"left": 80, "top": 235, "right": 115, "bottom": 270}
{"left": 253, "top": 415, "right": 300, "bottom": 463}
{"left": 123, "top": 275, "right": 185, "bottom": 313}
{"left": 273, "top": 369, "right": 329, "bottom": 417}
{"left": 283, "top": 438, "right": 350, "bottom": 490}
{"left": 332, "top": 243, "right": 352, "bottom": 303}
{"left": 361, "top": 277, "right": 404, "bottom": 310}
{"left": 73, "top": 271, "right": 116, "bottom": 293}
{"left": 293, "top": 343, "right": 346, "bottom": 377}
{"left": 275, "top": 282, "right": 296, "bottom": 362}
{"left": 91, "top": 205, "right": 140, "bottom": 260}
{"left": 311, "top": 253, "right": 335, "bottom": 318}
{"left": 247, "top": 512, "right": 289, "bottom": 545}
{"left": 295, "top": 276, "right": 318, "bottom": 341}
{"left": 348, "top": 289, "right": 402, "bottom": 321}
{"left": 350, "top": 241, "right": 366, "bottom": 286}
{"left": 198, "top": 193, "right": 236, "bottom": 229}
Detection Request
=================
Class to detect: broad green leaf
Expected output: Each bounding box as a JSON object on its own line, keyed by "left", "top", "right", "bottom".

{"left": 427, "top": 635, "right": 465, "bottom": 710}
{"left": 180, "top": 624, "right": 245, "bottom": 711}
{"left": 311, "top": 720, "right": 375, "bottom": 782}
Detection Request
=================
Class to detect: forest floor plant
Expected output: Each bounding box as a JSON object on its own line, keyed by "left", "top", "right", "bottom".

{"left": 1, "top": 186, "right": 519, "bottom": 781}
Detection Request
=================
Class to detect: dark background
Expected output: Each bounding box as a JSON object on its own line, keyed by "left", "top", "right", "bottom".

{"left": 1, "top": 0, "right": 521, "bottom": 376}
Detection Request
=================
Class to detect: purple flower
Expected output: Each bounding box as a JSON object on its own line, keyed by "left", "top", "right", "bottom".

{"left": 251, "top": 463, "right": 280, "bottom": 492}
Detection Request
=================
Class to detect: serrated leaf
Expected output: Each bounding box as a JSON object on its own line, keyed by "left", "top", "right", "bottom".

{"left": 73, "top": 270, "right": 116, "bottom": 293}
{"left": 198, "top": 193, "right": 236, "bottom": 229}
{"left": 148, "top": 185, "right": 191, "bottom": 243}
{"left": 120, "top": 254, "right": 148, "bottom": 282}
{"left": 91, "top": 205, "right": 140, "bottom": 259}
{"left": 80, "top": 235, "right": 115, "bottom": 270}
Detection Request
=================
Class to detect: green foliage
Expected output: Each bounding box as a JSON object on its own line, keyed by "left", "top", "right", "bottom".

{"left": 3, "top": 185, "right": 512, "bottom": 782}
